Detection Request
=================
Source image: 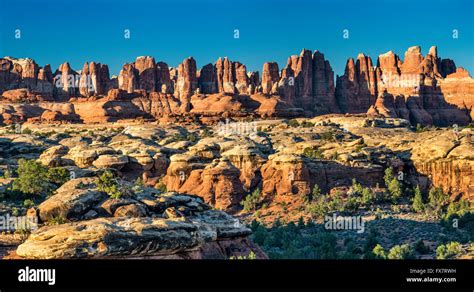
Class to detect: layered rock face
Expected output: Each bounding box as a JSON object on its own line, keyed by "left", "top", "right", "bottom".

{"left": 118, "top": 57, "right": 173, "bottom": 95}
{"left": 336, "top": 54, "right": 377, "bottom": 113}
{"left": 197, "top": 57, "right": 251, "bottom": 95}
{"left": 15, "top": 177, "right": 266, "bottom": 259}
{"left": 0, "top": 58, "right": 54, "bottom": 100}
{"left": 79, "top": 62, "right": 110, "bottom": 96}
{"left": 335, "top": 46, "right": 473, "bottom": 126}
{"left": 1, "top": 45, "right": 472, "bottom": 126}
{"left": 272, "top": 49, "right": 338, "bottom": 115}
{"left": 175, "top": 57, "right": 198, "bottom": 111}
{"left": 261, "top": 62, "right": 279, "bottom": 94}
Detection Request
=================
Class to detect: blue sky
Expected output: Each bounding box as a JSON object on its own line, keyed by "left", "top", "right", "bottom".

{"left": 1, "top": 0, "right": 473, "bottom": 76}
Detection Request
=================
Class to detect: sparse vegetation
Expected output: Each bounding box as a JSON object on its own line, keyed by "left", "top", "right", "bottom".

{"left": 96, "top": 170, "right": 131, "bottom": 199}
{"left": 46, "top": 167, "right": 70, "bottom": 186}
{"left": 21, "top": 128, "right": 32, "bottom": 135}
{"left": 436, "top": 241, "right": 462, "bottom": 259}
{"left": 23, "top": 199, "right": 35, "bottom": 209}
{"left": 229, "top": 251, "right": 256, "bottom": 260}
{"left": 155, "top": 177, "right": 167, "bottom": 193}
{"left": 302, "top": 147, "right": 324, "bottom": 160}
{"left": 319, "top": 131, "right": 335, "bottom": 141}
{"left": 250, "top": 220, "right": 339, "bottom": 259}
{"left": 49, "top": 216, "right": 68, "bottom": 225}
{"left": 387, "top": 244, "right": 414, "bottom": 259}
{"left": 372, "top": 244, "right": 387, "bottom": 259}
{"left": 300, "top": 121, "right": 314, "bottom": 128}
{"left": 11, "top": 159, "right": 51, "bottom": 196}
{"left": 288, "top": 119, "right": 300, "bottom": 128}
{"left": 242, "top": 188, "right": 262, "bottom": 212}
{"left": 428, "top": 187, "right": 449, "bottom": 217}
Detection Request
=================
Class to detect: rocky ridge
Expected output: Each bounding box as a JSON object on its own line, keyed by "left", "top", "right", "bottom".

{"left": 1, "top": 46, "right": 473, "bottom": 126}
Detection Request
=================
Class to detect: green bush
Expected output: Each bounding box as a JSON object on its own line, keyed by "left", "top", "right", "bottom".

{"left": 186, "top": 133, "right": 199, "bottom": 143}
{"left": 2, "top": 168, "right": 12, "bottom": 179}
{"left": 319, "top": 131, "right": 334, "bottom": 141}
{"left": 229, "top": 251, "right": 256, "bottom": 260}
{"left": 387, "top": 244, "right": 414, "bottom": 259}
{"left": 23, "top": 199, "right": 35, "bottom": 209}
{"left": 306, "top": 190, "right": 358, "bottom": 218}
{"left": 96, "top": 170, "right": 131, "bottom": 199}
{"left": 242, "top": 188, "right": 262, "bottom": 212}
{"left": 441, "top": 201, "right": 473, "bottom": 234}
{"left": 303, "top": 147, "right": 324, "bottom": 160}
{"left": 21, "top": 128, "right": 32, "bottom": 135}
{"left": 49, "top": 216, "right": 67, "bottom": 225}
{"left": 300, "top": 121, "right": 314, "bottom": 128}
{"left": 288, "top": 119, "right": 300, "bottom": 128}
{"left": 46, "top": 167, "right": 69, "bottom": 186}
{"left": 304, "top": 184, "right": 322, "bottom": 203}
{"left": 351, "top": 178, "right": 375, "bottom": 207}
{"left": 436, "top": 242, "right": 462, "bottom": 259}
{"left": 155, "top": 177, "right": 167, "bottom": 193}
{"left": 12, "top": 159, "right": 51, "bottom": 196}
{"left": 306, "top": 195, "right": 330, "bottom": 218}
{"left": 372, "top": 244, "right": 386, "bottom": 259}
{"left": 428, "top": 187, "right": 449, "bottom": 216}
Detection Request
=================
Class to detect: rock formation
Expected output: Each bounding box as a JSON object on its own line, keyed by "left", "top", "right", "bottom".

{"left": 0, "top": 45, "right": 472, "bottom": 126}
{"left": 176, "top": 57, "right": 198, "bottom": 111}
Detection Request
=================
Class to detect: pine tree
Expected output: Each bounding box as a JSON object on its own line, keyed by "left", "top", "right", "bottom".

{"left": 412, "top": 185, "right": 424, "bottom": 212}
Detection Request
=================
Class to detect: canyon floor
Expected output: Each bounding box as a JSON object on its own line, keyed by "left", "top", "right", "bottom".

{"left": 0, "top": 115, "right": 472, "bottom": 259}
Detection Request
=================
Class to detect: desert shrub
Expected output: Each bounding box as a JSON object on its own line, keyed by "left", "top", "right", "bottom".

{"left": 306, "top": 190, "right": 358, "bottom": 218}
{"left": 168, "top": 133, "right": 186, "bottom": 143}
{"left": 186, "top": 133, "right": 199, "bottom": 143}
{"left": 21, "top": 128, "right": 32, "bottom": 135}
{"left": 319, "top": 131, "right": 334, "bottom": 141}
{"left": 303, "top": 147, "right": 324, "bottom": 160}
{"left": 306, "top": 195, "right": 330, "bottom": 218}
{"left": 242, "top": 188, "right": 262, "bottom": 212}
{"left": 428, "top": 187, "right": 449, "bottom": 216}
{"left": 326, "top": 192, "right": 345, "bottom": 212}
{"left": 96, "top": 170, "right": 131, "bottom": 199}
{"left": 49, "top": 216, "right": 67, "bottom": 225}
{"left": 412, "top": 185, "right": 424, "bottom": 212}
{"left": 351, "top": 178, "right": 375, "bottom": 207}
{"left": 201, "top": 128, "right": 213, "bottom": 137}
{"left": 2, "top": 168, "right": 12, "bottom": 179}
{"left": 436, "top": 242, "right": 462, "bottom": 259}
{"left": 12, "top": 159, "right": 51, "bottom": 196}
{"left": 362, "top": 229, "right": 379, "bottom": 258}
{"left": 300, "top": 121, "right": 314, "bottom": 128}
{"left": 304, "top": 184, "right": 322, "bottom": 203}
{"left": 441, "top": 201, "right": 473, "bottom": 235}
{"left": 288, "top": 119, "right": 300, "bottom": 128}
{"left": 229, "top": 251, "right": 256, "bottom": 260}
{"left": 445, "top": 200, "right": 471, "bottom": 219}
{"left": 155, "top": 177, "right": 167, "bottom": 193}
{"left": 387, "top": 244, "right": 414, "bottom": 259}
{"left": 23, "top": 199, "right": 35, "bottom": 209}
{"left": 46, "top": 167, "right": 69, "bottom": 186}
{"left": 415, "top": 123, "right": 426, "bottom": 132}
{"left": 372, "top": 244, "right": 387, "bottom": 259}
